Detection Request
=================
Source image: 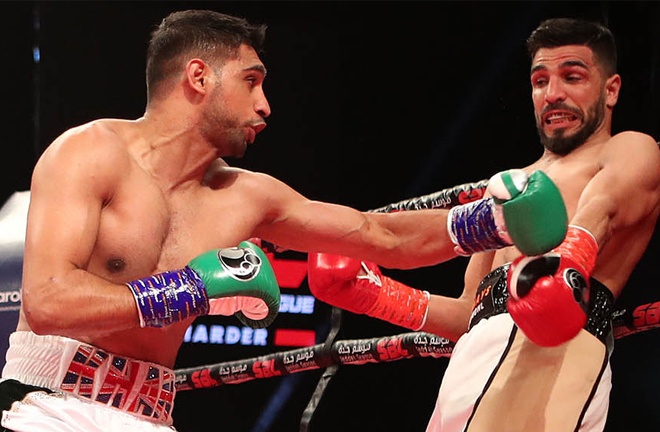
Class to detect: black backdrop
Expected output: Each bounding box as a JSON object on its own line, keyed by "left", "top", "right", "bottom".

{"left": 1, "top": 2, "right": 659, "bottom": 431}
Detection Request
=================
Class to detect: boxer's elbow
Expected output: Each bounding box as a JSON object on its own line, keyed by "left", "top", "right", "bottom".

{"left": 21, "top": 283, "right": 67, "bottom": 335}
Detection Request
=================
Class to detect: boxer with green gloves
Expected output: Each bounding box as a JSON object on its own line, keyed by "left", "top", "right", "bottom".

{"left": 126, "top": 240, "right": 280, "bottom": 329}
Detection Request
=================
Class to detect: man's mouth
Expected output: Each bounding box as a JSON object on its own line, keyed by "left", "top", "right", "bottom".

{"left": 246, "top": 127, "right": 257, "bottom": 144}
{"left": 544, "top": 111, "right": 578, "bottom": 125}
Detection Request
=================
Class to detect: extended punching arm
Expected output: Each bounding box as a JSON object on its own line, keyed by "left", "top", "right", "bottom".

{"left": 256, "top": 169, "right": 567, "bottom": 258}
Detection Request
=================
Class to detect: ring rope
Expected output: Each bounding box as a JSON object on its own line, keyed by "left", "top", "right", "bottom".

{"left": 174, "top": 299, "right": 654, "bottom": 391}
{"left": 175, "top": 331, "right": 453, "bottom": 391}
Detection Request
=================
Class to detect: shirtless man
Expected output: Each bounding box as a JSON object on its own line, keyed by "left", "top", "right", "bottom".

{"left": 0, "top": 9, "right": 566, "bottom": 432}
{"left": 309, "top": 17, "right": 660, "bottom": 432}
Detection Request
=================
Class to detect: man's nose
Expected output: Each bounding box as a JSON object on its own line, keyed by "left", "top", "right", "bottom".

{"left": 255, "top": 89, "right": 271, "bottom": 118}
{"left": 544, "top": 78, "right": 567, "bottom": 104}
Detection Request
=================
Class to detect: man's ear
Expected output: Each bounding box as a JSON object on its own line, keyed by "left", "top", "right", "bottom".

{"left": 605, "top": 73, "right": 621, "bottom": 109}
{"left": 185, "top": 58, "right": 209, "bottom": 95}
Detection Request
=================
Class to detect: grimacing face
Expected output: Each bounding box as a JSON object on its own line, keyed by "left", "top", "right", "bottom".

{"left": 530, "top": 44, "right": 609, "bottom": 155}
{"left": 537, "top": 91, "right": 606, "bottom": 155}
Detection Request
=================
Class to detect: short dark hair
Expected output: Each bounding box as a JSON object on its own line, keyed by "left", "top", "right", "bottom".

{"left": 526, "top": 18, "right": 617, "bottom": 76}
{"left": 146, "top": 9, "right": 267, "bottom": 101}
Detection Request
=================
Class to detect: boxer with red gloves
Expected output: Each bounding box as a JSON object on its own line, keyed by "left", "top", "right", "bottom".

{"left": 507, "top": 225, "right": 599, "bottom": 346}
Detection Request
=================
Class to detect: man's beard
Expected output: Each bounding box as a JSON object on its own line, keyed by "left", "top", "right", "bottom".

{"left": 201, "top": 94, "right": 248, "bottom": 158}
{"left": 537, "top": 93, "right": 606, "bottom": 155}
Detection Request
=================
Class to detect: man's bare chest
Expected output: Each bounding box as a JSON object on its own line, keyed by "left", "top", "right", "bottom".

{"left": 91, "top": 190, "right": 259, "bottom": 281}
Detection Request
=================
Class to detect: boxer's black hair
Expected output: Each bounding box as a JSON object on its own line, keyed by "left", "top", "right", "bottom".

{"left": 146, "top": 9, "right": 267, "bottom": 102}
{"left": 527, "top": 18, "right": 617, "bottom": 76}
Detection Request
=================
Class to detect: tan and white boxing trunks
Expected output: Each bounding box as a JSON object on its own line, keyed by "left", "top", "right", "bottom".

{"left": 426, "top": 264, "right": 615, "bottom": 432}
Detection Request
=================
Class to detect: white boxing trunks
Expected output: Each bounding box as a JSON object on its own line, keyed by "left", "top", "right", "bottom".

{"left": 426, "top": 264, "right": 615, "bottom": 432}
{"left": 0, "top": 331, "right": 176, "bottom": 432}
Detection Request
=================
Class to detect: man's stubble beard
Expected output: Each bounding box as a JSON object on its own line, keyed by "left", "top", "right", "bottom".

{"left": 537, "top": 92, "right": 606, "bottom": 156}
{"left": 201, "top": 93, "right": 247, "bottom": 158}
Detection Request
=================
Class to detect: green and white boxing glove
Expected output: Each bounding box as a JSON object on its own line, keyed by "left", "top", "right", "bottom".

{"left": 126, "top": 241, "right": 280, "bottom": 329}
{"left": 447, "top": 169, "right": 567, "bottom": 256}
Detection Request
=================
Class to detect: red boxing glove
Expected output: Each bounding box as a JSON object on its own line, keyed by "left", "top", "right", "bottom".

{"left": 307, "top": 253, "right": 430, "bottom": 330}
{"left": 507, "top": 226, "right": 598, "bottom": 347}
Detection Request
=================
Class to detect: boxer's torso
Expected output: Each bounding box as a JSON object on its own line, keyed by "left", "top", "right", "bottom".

{"left": 17, "top": 119, "right": 271, "bottom": 367}
{"left": 491, "top": 134, "right": 657, "bottom": 300}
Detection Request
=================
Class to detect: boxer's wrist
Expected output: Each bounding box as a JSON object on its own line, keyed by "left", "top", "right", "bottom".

{"left": 127, "top": 267, "right": 210, "bottom": 328}
{"left": 554, "top": 225, "right": 598, "bottom": 275}
{"left": 447, "top": 198, "right": 510, "bottom": 255}
{"left": 360, "top": 270, "right": 430, "bottom": 330}
{"left": 447, "top": 169, "right": 568, "bottom": 256}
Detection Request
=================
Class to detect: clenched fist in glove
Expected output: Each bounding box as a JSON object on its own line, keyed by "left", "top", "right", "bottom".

{"left": 126, "top": 240, "right": 281, "bottom": 329}
{"left": 307, "top": 253, "right": 430, "bottom": 330}
{"left": 507, "top": 226, "right": 599, "bottom": 346}
{"left": 447, "top": 169, "right": 568, "bottom": 256}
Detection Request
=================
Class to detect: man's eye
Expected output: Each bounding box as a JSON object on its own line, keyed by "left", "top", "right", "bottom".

{"left": 532, "top": 78, "right": 547, "bottom": 87}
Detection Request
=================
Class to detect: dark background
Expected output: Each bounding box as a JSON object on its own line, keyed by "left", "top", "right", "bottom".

{"left": 1, "top": 1, "right": 659, "bottom": 431}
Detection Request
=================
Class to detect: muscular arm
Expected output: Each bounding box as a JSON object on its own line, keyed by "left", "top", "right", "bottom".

{"left": 571, "top": 132, "right": 660, "bottom": 290}
{"left": 573, "top": 133, "right": 659, "bottom": 244}
{"left": 21, "top": 125, "right": 140, "bottom": 338}
{"left": 247, "top": 174, "right": 457, "bottom": 270}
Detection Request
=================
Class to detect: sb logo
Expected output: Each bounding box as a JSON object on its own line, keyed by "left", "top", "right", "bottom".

{"left": 632, "top": 302, "right": 660, "bottom": 328}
